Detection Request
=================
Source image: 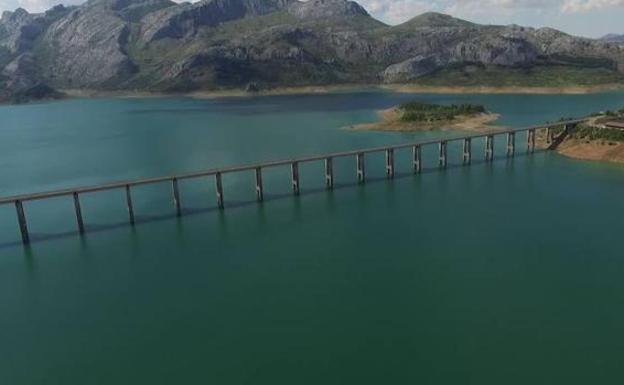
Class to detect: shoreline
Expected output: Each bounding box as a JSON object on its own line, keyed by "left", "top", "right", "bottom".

{"left": 382, "top": 83, "right": 624, "bottom": 95}
{"left": 535, "top": 129, "right": 624, "bottom": 165}
{"left": 59, "top": 82, "right": 624, "bottom": 101}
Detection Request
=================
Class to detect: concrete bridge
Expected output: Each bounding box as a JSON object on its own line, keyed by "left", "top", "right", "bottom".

{"left": 0, "top": 119, "right": 585, "bottom": 245}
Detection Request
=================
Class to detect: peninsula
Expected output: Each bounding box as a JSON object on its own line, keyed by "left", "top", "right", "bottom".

{"left": 539, "top": 109, "right": 624, "bottom": 164}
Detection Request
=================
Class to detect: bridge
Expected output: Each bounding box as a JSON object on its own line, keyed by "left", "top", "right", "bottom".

{"left": 0, "top": 118, "right": 586, "bottom": 245}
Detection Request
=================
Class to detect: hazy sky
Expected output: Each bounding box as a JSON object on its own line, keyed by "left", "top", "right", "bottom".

{"left": 1, "top": 0, "right": 623, "bottom": 38}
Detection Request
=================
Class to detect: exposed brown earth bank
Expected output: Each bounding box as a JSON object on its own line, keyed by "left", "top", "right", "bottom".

{"left": 536, "top": 113, "right": 624, "bottom": 164}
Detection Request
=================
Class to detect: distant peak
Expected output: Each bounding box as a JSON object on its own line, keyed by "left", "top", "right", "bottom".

{"left": 288, "top": 0, "right": 369, "bottom": 20}
{"left": 400, "top": 11, "right": 476, "bottom": 28}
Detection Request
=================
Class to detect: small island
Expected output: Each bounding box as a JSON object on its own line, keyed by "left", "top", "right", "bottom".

{"left": 353, "top": 101, "right": 500, "bottom": 132}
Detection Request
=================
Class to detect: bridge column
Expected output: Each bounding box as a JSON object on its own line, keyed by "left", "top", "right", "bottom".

{"left": 73, "top": 192, "right": 85, "bottom": 234}
{"left": 463, "top": 138, "right": 471, "bottom": 164}
{"left": 15, "top": 200, "right": 29, "bottom": 245}
{"left": 507, "top": 132, "right": 515, "bottom": 157}
{"left": 215, "top": 172, "right": 224, "bottom": 209}
{"left": 255, "top": 167, "right": 264, "bottom": 202}
{"left": 386, "top": 149, "right": 394, "bottom": 178}
{"left": 172, "top": 178, "right": 181, "bottom": 216}
{"left": 413, "top": 145, "right": 422, "bottom": 173}
{"left": 439, "top": 141, "right": 447, "bottom": 168}
{"left": 357, "top": 153, "right": 365, "bottom": 183}
{"left": 291, "top": 162, "right": 300, "bottom": 195}
{"left": 125, "top": 185, "right": 135, "bottom": 225}
{"left": 485, "top": 135, "right": 494, "bottom": 162}
{"left": 527, "top": 129, "right": 536, "bottom": 153}
{"left": 325, "top": 157, "right": 333, "bottom": 189}
{"left": 546, "top": 127, "right": 552, "bottom": 144}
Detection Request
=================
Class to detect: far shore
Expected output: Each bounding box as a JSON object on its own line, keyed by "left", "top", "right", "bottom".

{"left": 59, "top": 82, "right": 624, "bottom": 101}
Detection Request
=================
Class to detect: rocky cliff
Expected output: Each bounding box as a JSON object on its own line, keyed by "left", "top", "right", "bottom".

{"left": 1, "top": 0, "right": 623, "bottom": 102}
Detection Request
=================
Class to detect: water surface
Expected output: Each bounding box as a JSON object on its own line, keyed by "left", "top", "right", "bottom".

{"left": 1, "top": 91, "right": 624, "bottom": 384}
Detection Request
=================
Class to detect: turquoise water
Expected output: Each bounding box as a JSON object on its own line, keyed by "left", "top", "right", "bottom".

{"left": 2, "top": 91, "right": 624, "bottom": 384}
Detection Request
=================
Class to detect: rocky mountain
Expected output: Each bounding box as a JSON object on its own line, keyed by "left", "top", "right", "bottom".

{"left": 1, "top": 0, "right": 624, "bottom": 102}
{"left": 601, "top": 34, "right": 624, "bottom": 45}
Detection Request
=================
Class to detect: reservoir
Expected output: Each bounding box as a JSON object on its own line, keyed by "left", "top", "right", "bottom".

{"left": 2, "top": 90, "right": 624, "bottom": 384}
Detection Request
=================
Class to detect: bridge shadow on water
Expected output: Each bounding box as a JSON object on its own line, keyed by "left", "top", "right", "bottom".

{"left": 1, "top": 150, "right": 539, "bottom": 250}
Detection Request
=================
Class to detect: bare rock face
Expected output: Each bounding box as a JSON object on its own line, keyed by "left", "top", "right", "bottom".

{"left": 0, "top": 53, "right": 60, "bottom": 102}
{"left": 383, "top": 56, "right": 444, "bottom": 83}
{"left": 379, "top": 23, "right": 623, "bottom": 82}
{"left": 40, "top": 0, "right": 138, "bottom": 88}
{"left": 288, "top": 0, "right": 368, "bottom": 19}
{"left": 0, "top": 7, "right": 69, "bottom": 54}
{"left": 139, "top": 0, "right": 295, "bottom": 42}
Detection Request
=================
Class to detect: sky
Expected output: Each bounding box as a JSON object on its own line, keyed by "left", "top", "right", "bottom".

{"left": 1, "top": 0, "right": 623, "bottom": 38}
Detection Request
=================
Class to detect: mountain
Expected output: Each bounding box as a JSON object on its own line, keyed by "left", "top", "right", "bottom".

{"left": 1, "top": 0, "right": 624, "bottom": 102}
{"left": 601, "top": 34, "right": 624, "bottom": 45}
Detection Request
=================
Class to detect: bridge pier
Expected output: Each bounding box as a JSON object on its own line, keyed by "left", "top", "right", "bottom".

{"left": 255, "top": 167, "right": 264, "bottom": 202}
{"left": 73, "top": 192, "right": 85, "bottom": 234}
{"left": 527, "top": 129, "right": 536, "bottom": 153}
{"left": 386, "top": 149, "right": 394, "bottom": 178}
{"left": 462, "top": 138, "right": 471, "bottom": 164}
{"left": 291, "top": 162, "right": 300, "bottom": 195}
{"left": 413, "top": 145, "right": 422, "bottom": 173}
{"left": 439, "top": 141, "right": 447, "bottom": 168}
{"left": 485, "top": 135, "right": 494, "bottom": 162}
{"left": 357, "top": 153, "right": 365, "bottom": 183}
{"left": 546, "top": 127, "right": 552, "bottom": 144}
{"left": 15, "top": 200, "right": 29, "bottom": 245}
{"left": 325, "top": 157, "right": 333, "bottom": 189}
{"left": 507, "top": 132, "right": 515, "bottom": 157}
{"left": 172, "top": 178, "right": 181, "bottom": 216}
{"left": 125, "top": 185, "right": 135, "bottom": 225}
{"left": 215, "top": 172, "right": 224, "bottom": 209}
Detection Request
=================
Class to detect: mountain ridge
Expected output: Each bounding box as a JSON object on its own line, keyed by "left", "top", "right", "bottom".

{"left": 1, "top": 0, "right": 624, "bottom": 102}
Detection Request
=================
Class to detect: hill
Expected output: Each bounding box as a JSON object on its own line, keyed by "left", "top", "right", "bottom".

{"left": 1, "top": 0, "right": 624, "bottom": 102}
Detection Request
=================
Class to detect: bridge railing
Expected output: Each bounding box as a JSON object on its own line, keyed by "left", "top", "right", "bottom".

{"left": 0, "top": 118, "right": 586, "bottom": 245}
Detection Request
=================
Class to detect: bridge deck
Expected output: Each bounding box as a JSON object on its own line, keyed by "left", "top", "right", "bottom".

{"left": 0, "top": 118, "right": 585, "bottom": 205}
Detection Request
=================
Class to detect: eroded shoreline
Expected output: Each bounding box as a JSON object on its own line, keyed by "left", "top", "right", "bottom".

{"left": 59, "top": 82, "right": 624, "bottom": 101}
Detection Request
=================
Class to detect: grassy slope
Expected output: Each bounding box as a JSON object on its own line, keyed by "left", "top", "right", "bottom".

{"left": 412, "top": 65, "right": 624, "bottom": 87}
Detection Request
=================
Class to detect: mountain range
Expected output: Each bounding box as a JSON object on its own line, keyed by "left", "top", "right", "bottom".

{"left": 601, "top": 34, "right": 624, "bottom": 45}
{"left": 1, "top": 0, "right": 624, "bottom": 102}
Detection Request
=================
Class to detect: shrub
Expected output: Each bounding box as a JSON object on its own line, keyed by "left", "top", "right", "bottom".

{"left": 399, "top": 101, "right": 485, "bottom": 123}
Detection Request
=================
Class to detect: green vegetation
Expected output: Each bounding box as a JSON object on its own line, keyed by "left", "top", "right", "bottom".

{"left": 399, "top": 101, "right": 485, "bottom": 123}
{"left": 412, "top": 65, "right": 624, "bottom": 87}
{"left": 571, "top": 124, "right": 624, "bottom": 142}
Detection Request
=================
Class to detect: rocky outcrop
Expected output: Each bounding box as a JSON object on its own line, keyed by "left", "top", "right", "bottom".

{"left": 139, "top": 0, "right": 295, "bottom": 42}
{"left": 0, "top": 53, "right": 60, "bottom": 102}
{"left": 39, "top": 0, "right": 141, "bottom": 87}
{"left": 0, "top": 6, "right": 70, "bottom": 54}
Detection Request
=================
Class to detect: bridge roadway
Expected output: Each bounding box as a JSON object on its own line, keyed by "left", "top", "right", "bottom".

{"left": 0, "top": 118, "right": 586, "bottom": 245}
